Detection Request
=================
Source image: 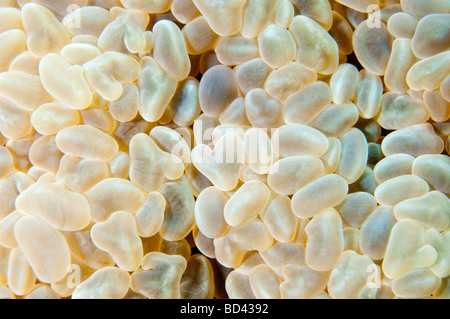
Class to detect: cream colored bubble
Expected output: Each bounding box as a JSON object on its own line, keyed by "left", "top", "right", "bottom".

{"left": 354, "top": 69, "right": 383, "bottom": 119}
{"left": 8, "top": 51, "right": 40, "bottom": 75}
{"left": 150, "top": 126, "right": 191, "bottom": 164}
{"left": 400, "top": 0, "right": 450, "bottom": 20}
{"left": 199, "top": 64, "right": 238, "bottom": 117}
{"left": 60, "top": 43, "right": 101, "bottom": 66}
{"left": 261, "top": 195, "right": 297, "bottom": 242}
{"left": 185, "top": 162, "right": 212, "bottom": 197}
{"left": 91, "top": 211, "right": 143, "bottom": 271}
{"left": 153, "top": 19, "right": 190, "bottom": 81}
{"left": 268, "top": 156, "right": 324, "bottom": 196}
{"left": 373, "top": 153, "right": 415, "bottom": 184}
{"left": 407, "top": 51, "right": 450, "bottom": 91}
{"left": 353, "top": 19, "right": 393, "bottom": 76}
{"left": 0, "top": 71, "right": 52, "bottom": 112}
{"left": 194, "top": 186, "right": 229, "bottom": 239}
{"left": 329, "top": 64, "right": 359, "bottom": 105}
{"left": 343, "top": 227, "right": 360, "bottom": 253}
{"left": 181, "top": 254, "right": 215, "bottom": 299}
{"left": 192, "top": 0, "right": 246, "bottom": 36}
{"left": 129, "top": 133, "right": 184, "bottom": 192}
{"left": 335, "top": 0, "right": 380, "bottom": 13}
{"left": 249, "top": 265, "right": 281, "bottom": 299}
{"left": 0, "top": 29, "right": 25, "bottom": 73}
{"left": 39, "top": 53, "right": 92, "bottom": 109}
{"left": 62, "top": 227, "right": 115, "bottom": 270}
{"left": 384, "top": 39, "right": 418, "bottom": 93}
{"left": 106, "top": 151, "right": 129, "bottom": 180}
{"left": 236, "top": 251, "right": 266, "bottom": 275}
{"left": 337, "top": 128, "right": 368, "bottom": 183}
{"left": 280, "top": 265, "right": 330, "bottom": 299}
{"left": 7, "top": 247, "right": 36, "bottom": 296}
{"left": 440, "top": 75, "right": 450, "bottom": 102}
{"left": 159, "top": 238, "right": 192, "bottom": 260}
{"left": 56, "top": 154, "right": 109, "bottom": 193}
{"left": 63, "top": 5, "right": 113, "bottom": 38}
{"left": 360, "top": 206, "right": 397, "bottom": 260}
{"left": 311, "top": 103, "right": 360, "bottom": 138}
{"left": 272, "top": 124, "right": 329, "bottom": 158}
{"left": 215, "top": 35, "right": 259, "bottom": 66}
{"left": 171, "top": 0, "right": 201, "bottom": 24}
{"left": 423, "top": 90, "right": 450, "bottom": 122}
{"left": 304, "top": 209, "right": 344, "bottom": 271}
{"left": 31, "top": 103, "right": 80, "bottom": 135}
{"left": 375, "top": 174, "right": 429, "bottom": 206}
{"left": 15, "top": 181, "right": 91, "bottom": 231}
{"left": 192, "top": 226, "right": 215, "bottom": 259}
{"left": 191, "top": 132, "right": 244, "bottom": 191}
{"left": 224, "top": 180, "right": 270, "bottom": 227}
{"left": 328, "top": 250, "right": 375, "bottom": 299}
{"left": 337, "top": 192, "right": 377, "bottom": 228}
{"left": 21, "top": 3, "right": 70, "bottom": 57}
{"left": 5, "top": 137, "right": 33, "bottom": 173}
{"left": 264, "top": 62, "right": 317, "bottom": 102}
{"left": 72, "top": 266, "right": 131, "bottom": 299}
{"left": 225, "top": 270, "right": 256, "bottom": 299}
{"left": 395, "top": 191, "right": 450, "bottom": 231}
{"left": 28, "top": 135, "right": 62, "bottom": 174}
{"left": 0, "top": 7, "right": 22, "bottom": 33}
{"left": 381, "top": 123, "right": 444, "bottom": 157}
{"left": 258, "top": 24, "right": 296, "bottom": 69}
{"left": 290, "top": 0, "right": 333, "bottom": 30}
{"left": 387, "top": 12, "right": 418, "bottom": 39}
{"left": 83, "top": 51, "right": 141, "bottom": 102}
{"left": 168, "top": 77, "right": 201, "bottom": 128}
{"left": 320, "top": 137, "right": 341, "bottom": 174}
{"left": 85, "top": 177, "right": 145, "bottom": 223}
{"left": 214, "top": 219, "right": 273, "bottom": 268}
{"left": 0, "top": 211, "right": 24, "bottom": 249}
{"left": 105, "top": 83, "right": 137, "bottom": 122}
{"left": 0, "top": 245, "right": 8, "bottom": 285}
{"left": 131, "top": 252, "right": 187, "bottom": 299}
{"left": 377, "top": 92, "right": 429, "bottom": 130}
{"left": 55, "top": 125, "right": 119, "bottom": 161}
{"left": 241, "top": 0, "right": 277, "bottom": 38}
{"left": 120, "top": 0, "right": 172, "bottom": 12}
{"left": 192, "top": 113, "right": 219, "bottom": 147}
{"left": 382, "top": 219, "right": 438, "bottom": 279}
{"left": 425, "top": 229, "right": 450, "bottom": 278}
{"left": 243, "top": 128, "right": 273, "bottom": 175}
{"left": 235, "top": 58, "right": 272, "bottom": 96}
{"left": 392, "top": 268, "right": 441, "bottom": 298}
{"left": 0, "top": 146, "right": 13, "bottom": 179}
{"left": 97, "top": 7, "right": 148, "bottom": 53}
{"left": 0, "top": 98, "right": 32, "bottom": 140}
{"left": 274, "top": 0, "right": 294, "bottom": 28}
{"left": 259, "top": 242, "right": 305, "bottom": 274}
{"left": 412, "top": 154, "right": 450, "bottom": 195}
{"left": 14, "top": 215, "right": 71, "bottom": 283}
{"left": 24, "top": 284, "right": 60, "bottom": 299}
{"left": 0, "top": 172, "right": 34, "bottom": 219}
{"left": 328, "top": 11, "right": 354, "bottom": 55}
{"left": 289, "top": 15, "right": 339, "bottom": 75}
{"left": 138, "top": 57, "right": 177, "bottom": 122}
{"left": 182, "top": 16, "right": 219, "bottom": 55}
{"left": 285, "top": 81, "right": 332, "bottom": 125}
{"left": 244, "top": 88, "right": 284, "bottom": 129}
{"left": 159, "top": 176, "right": 195, "bottom": 241}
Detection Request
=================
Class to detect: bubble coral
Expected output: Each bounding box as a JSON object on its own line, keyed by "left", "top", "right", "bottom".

{"left": 0, "top": 0, "right": 449, "bottom": 300}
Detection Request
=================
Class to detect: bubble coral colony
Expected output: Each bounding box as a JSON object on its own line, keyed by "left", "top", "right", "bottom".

{"left": 0, "top": 0, "right": 449, "bottom": 299}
